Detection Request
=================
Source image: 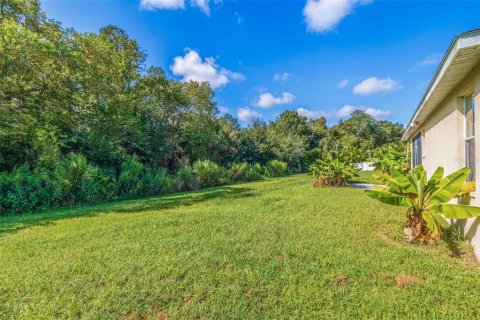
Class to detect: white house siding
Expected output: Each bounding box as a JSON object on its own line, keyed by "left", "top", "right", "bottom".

{"left": 410, "top": 66, "right": 480, "bottom": 260}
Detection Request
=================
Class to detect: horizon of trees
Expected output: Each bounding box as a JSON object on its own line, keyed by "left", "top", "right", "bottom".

{"left": 0, "top": 0, "right": 404, "bottom": 175}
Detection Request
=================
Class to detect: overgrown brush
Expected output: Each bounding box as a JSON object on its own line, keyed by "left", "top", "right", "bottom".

{"left": 193, "top": 160, "right": 227, "bottom": 187}
{"left": 266, "top": 160, "right": 289, "bottom": 177}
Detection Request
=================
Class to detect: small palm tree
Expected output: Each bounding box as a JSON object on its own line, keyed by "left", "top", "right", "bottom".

{"left": 366, "top": 165, "right": 480, "bottom": 242}
{"left": 309, "top": 151, "right": 359, "bottom": 187}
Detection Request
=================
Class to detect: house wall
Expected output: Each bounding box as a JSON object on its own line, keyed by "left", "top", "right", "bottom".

{"left": 410, "top": 65, "right": 480, "bottom": 260}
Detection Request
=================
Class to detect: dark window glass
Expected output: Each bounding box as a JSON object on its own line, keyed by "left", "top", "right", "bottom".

{"left": 466, "top": 138, "right": 475, "bottom": 181}
{"left": 412, "top": 133, "right": 422, "bottom": 168}
{"left": 465, "top": 93, "right": 475, "bottom": 181}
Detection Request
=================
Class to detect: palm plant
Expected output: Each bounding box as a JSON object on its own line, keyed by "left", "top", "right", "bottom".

{"left": 366, "top": 165, "right": 480, "bottom": 242}
{"left": 371, "top": 144, "right": 410, "bottom": 173}
{"left": 309, "top": 151, "right": 359, "bottom": 187}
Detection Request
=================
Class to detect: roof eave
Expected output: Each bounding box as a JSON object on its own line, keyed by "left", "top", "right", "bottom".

{"left": 402, "top": 28, "right": 480, "bottom": 141}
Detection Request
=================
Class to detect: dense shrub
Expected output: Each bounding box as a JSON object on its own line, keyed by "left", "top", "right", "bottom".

{"left": 118, "top": 156, "right": 145, "bottom": 198}
{"left": 247, "top": 163, "right": 264, "bottom": 181}
{"left": 56, "top": 153, "right": 116, "bottom": 204}
{"left": 193, "top": 160, "right": 227, "bottom": 187}
{"left": 266, "top": 160, "right": 289, "bottom": 177}
{"left": 143, "top": 168, "right": 171, "bottom": 196}
{"left": 174, "top": 165, "right": 198, "bottom": 192}
{"left": 370, "top": 143, "right": 411, "bottom": 173}
{"left": 0, "top": 155, "right": 288, "bottom": 215}
{"left": 227, "top": 162, "right": 264, "bottom": 183}
{"left": 118, "top": 156, "right": 170, "bottom": 198}
{"left": 227, "top": 162, "right": 249, "bottom": 183}
{"left": 0, "top": 166, "right": 60, "bottom": 214}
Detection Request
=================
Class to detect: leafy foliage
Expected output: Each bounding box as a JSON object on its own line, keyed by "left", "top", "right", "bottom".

{"left": 117, "top": 156, "right": 170, "bottom": 198}
{"left": 266, "top": 160, "right": 289, "bottom": 177}
{"left": 192, "top": 160, "right": 227, "bottom": 188}
{"left": 371, "top": 143, "right": 410, "bottom": 173}
{"left": 173, "top": 164, "right": 198, "bottom": 192}
{"left": 0, "top": 166, "right": 60, "bottom": 214}
{"left": 309, "top": 148, "right": 360, "bottom": 187}
{"left": 366, "top": 165, "right": 480, "bottom": 242}
{"left": 227, "top": 162, "right": 264, "bottom": 183}
{"left": 57, "top": 153, "right": 116, "bottom": 204}
{"left": 0, "top": 1, "right": 404, "bottom": 215}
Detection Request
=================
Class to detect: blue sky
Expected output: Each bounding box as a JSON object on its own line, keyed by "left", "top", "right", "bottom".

{"left": 43, "top": 0, "right": 480, "bottom": 126}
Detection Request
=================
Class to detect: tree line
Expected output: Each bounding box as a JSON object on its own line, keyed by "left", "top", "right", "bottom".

{"left": 0, "top": 0, "right": 404, "bottom": 214}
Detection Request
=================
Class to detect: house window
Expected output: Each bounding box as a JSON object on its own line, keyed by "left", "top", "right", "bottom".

{"left": 412, "top": 132, "right": 422, "bottom": 168}
{"left": 465, "top": 93, "right": 475, "bottom": 181}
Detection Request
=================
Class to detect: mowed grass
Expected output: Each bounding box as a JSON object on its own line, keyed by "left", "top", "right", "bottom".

{"left": 1, "top": 174, "right": 480, "bottom": 319}
{"left": 350, "top": 170, "right": 379, "bottom": 185}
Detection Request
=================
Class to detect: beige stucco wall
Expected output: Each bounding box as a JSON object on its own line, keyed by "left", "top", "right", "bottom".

{"left": 410, "top": 65, "right": 480, "bottom": 260}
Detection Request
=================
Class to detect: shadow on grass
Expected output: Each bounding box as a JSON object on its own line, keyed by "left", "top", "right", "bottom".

{"left": 443, "top": 226, "right": 465, "bottom": 257}
{"left": 107, "top": 186, "right": 256, "bottom": 214}
{"left": 0, "top": 185, "right": 255, "bottom": 238}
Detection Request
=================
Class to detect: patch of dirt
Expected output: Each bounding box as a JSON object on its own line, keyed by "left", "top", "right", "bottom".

{"left": 156, "top": 311, "right": 170, "bottom": 320}
{"left": 378, "top": 229, "right": 480, "bottom": 268}
{"left": 183, "top": 296, "right": 194, "bottom": 305}
{"left": 276, "top": 255, "right": 284, "bottom": 262}
{"left": 395, "top": 274, "right": 420, "bottom": 289}
{"left": 243, "top": 288, "right": 253, "bottom": 297}
{"left": 463, "top": 250, "right": 479, "bottom": 265}
{"left": 331, "top": 275, "right": 348, "bottom": 285}
{"left": 121, "top": 313, "right": 140, "bottom": 320}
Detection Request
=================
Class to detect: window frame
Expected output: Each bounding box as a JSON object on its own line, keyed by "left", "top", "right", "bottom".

{"left": 412, "top": 132, "right": 422, "bottom": 168}
{"left": 464, "top": 91, "right": 475, "bottom": 181}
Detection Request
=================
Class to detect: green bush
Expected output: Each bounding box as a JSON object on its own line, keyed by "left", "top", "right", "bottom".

{"left": 227, "top": 163, "right": 249, "bottom": 183}
{"left": 143, "top": 167, "right": 171, "bottom": 196}
{"left": 370, "top": 143, "right": 411, "bottom": 173}
{"left": 118, "top": 156, "right": 170, "bottom": 198}
{"left": 227, "top": 162, "right": 264, "bottom": 183}
{"left": 0, "top": 166, "right": 61, "bottom": 215}
{"left": 56, "top": 153, "right": 115, "bottom": 204}
{"left": 249, "top": 163, "right": 264, "bottom": 181}
{"left": 174, "top": 164, "right": 198, "bottom": 191}
{"left": 118, "top": 156, "right": 145, "bottom": 198}
{"left": 193, "top": 160, "right": 227, "bottom": 187}
{"left": 266, "top": 160, "right": 289, "bottom": 177}
{"left": 0, "top": 154, "right": 294, "bottom": 216}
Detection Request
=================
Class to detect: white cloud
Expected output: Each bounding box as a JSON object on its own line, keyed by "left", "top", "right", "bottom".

{"left": 254, "top": 92, "right": 295, "bottom": 108}
{"left": 296, "top": 105, "right": 391, "bottom": 120}
{"left": 297, "top": 107, "right": 328, "bottom": 119}
{"left": 336, "top": 104, "right": 392, "bottom": 118}
{"left": 414, "top": 53, "right": 442, "bottom": 68}
{"left": 363, "top": 107, "right": 392, "bottom": 118}
{"left": 170, "top": 49, "right": 245, "bottom": 89}
{"left": 335, "top": 104, "right": 356, "bottom": 117}
{"left": 303, "top": 0, "right": 373, "bottom": 33}
{"left": 237, "top": 107, "right": 261, "bottom": 122}
{"left": 140, "top": 0, "right": 185, "bottom": 10}
{"left": 353, "top": 77, "right": 401, "bottom": 95}
{"left": 140, "top": 0, "right": 214, "bottom": 14}
{"left": 235, "top": 11, "right": 244, "bottom": 25}
{"left": 191, "top": 0, "right": 210, "bottom": 15}
{"left": 273, "top": 72, "right": 291, "bottom": 82}
{"left": 218, "top": 106, "right": 229, "bottom": 113}
{"left": 337, "top": 79, "right": 349, "bottom": 88}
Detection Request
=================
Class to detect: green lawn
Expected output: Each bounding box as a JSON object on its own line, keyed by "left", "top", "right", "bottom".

{"left": 1, "top": 174, "right": 479, "bottom": 319}
{"left": 350, "top": 170, "right": 379, "bottom": 185}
